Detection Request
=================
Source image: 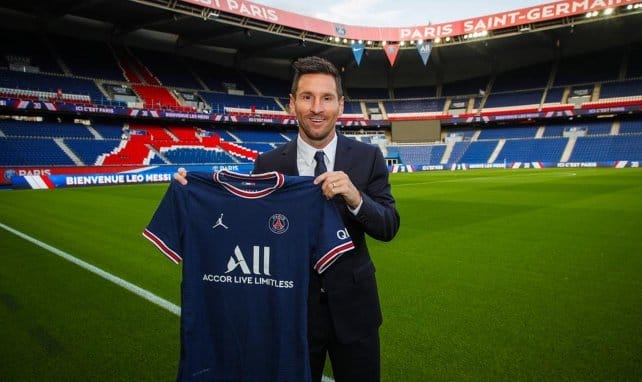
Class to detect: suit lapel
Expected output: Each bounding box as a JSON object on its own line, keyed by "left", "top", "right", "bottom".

{"left": 334, "top": 134, "right": 353, "bottom": 172}
{"left": 281, "top": 133, "right": 352, "bottom": 175}
{"left": 282, "top": 139, "right": 300, "bottom": 175}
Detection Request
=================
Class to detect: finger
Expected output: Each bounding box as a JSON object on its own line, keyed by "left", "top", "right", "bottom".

{"left": 313, "top": 172, "right": 330, "bottom": 185}
{"left": 173, "top": 172, "right": 188, "bottom": 185}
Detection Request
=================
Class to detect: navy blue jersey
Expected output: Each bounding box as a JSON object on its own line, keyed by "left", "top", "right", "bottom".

{"left": 143, "top": 170, "right": 354, "bottom": 382}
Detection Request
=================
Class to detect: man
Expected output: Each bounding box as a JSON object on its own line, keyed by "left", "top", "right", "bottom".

{"left": 176, "top": 56, "right": 400, "bottom": 381}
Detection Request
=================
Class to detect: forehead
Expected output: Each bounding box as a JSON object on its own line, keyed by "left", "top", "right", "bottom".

{"left": 295, "top": 73, "right": 338, "bottom": 96}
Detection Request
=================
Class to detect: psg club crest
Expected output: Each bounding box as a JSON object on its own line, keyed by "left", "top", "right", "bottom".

{"left": 269, "top": 214, "right": 289, "bottom": 234}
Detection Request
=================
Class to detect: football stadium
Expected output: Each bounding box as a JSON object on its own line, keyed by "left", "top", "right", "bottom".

{"left": 1, "top": 0, "right": 641, "bottom": 380}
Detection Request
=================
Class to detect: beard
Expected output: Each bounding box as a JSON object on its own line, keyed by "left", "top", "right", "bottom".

{"left": 298, "top": 117, "right": 336, "bottom": 146}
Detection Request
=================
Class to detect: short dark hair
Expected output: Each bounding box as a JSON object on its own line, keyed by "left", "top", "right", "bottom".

{"left": 290, "top": 56, "right": 343, "bottom": 98}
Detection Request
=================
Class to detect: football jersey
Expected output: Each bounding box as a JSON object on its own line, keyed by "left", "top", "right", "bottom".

{"left": 143, "top": 170, "right": 354, "bottom": 382}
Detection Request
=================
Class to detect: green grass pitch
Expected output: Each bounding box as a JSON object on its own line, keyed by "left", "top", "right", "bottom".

{"left": 1, "top": 168, "right": 641, "bottom": 381}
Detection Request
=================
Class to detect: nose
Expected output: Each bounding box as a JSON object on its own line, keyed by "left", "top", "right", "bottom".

{"left": 310, "top": 97, "right": 323, "bottom": 113}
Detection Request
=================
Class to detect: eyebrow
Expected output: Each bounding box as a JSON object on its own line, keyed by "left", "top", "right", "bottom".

{"left": 298, "top": 91, "right": 336, "bottom": 98}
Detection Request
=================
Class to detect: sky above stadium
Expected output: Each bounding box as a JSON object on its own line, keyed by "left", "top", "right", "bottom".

{"left": 253, "top": 0, "right": 548, "bottom": 27}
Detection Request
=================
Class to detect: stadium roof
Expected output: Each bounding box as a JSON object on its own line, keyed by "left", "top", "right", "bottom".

{"left": 1, "top": 0, "right": 642, "bottom": 86}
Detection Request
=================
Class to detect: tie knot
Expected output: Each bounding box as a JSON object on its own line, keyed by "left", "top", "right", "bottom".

{"left": 314, "top": 151, "right": 327, "bottom": 177}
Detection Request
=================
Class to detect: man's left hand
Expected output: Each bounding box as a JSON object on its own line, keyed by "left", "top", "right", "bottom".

{"left": 314, "top": 171, "right": 362, "bottom": 209}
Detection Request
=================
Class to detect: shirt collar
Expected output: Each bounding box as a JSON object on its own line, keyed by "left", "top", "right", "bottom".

{"left": 296, "top": 133, "right": 338, "bottom": 173}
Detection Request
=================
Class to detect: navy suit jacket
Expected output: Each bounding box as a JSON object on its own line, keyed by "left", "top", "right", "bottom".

{"left": 253, "top": 133, "right": 400, "bottom": 343}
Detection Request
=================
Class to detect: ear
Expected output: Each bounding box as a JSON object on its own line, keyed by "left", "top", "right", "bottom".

{"left": 338, "top": 96, "right": 345, "bottom": 115}
{"left": 288, "top": 93, "right": 295, "bottom": 114}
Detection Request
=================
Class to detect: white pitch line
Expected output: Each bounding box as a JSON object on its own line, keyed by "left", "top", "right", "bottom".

{"left": 0, "top": 222, "right": 181, "bottom": 316}
{"left": 1, "top": 221, "right": 337, "bottom": 382}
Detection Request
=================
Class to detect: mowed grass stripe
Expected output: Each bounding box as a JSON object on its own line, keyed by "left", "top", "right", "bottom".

{"left": 374, "top": 168, "right": 642, "bottom": 381}
{"left": 0, "top": 168, "right": 640, "bottom": 381}
{"left": 0, "top": 227, "right": 179, "bottom": 381}
{"left": 0, "top": 222, "right": 181, "bottom": 316}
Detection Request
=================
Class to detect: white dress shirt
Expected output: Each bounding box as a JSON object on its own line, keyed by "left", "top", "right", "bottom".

{"left": 296, "top": 134, "right": 337, "bottom": 176}
{"left": 295, "top": 134, "right": 362, "bottom": 214}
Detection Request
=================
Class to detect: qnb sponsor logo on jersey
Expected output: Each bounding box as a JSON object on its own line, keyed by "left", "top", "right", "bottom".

{"left": 336, "top": 228, "right": 350, "bottom": 240}
{"left": 202, "top": 245, "right": 294, "bottom": 288}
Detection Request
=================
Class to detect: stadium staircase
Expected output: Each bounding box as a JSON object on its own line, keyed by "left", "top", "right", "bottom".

{"left": 113, "top": 48, "right": 143, "bottom": 84}
{"left": 54, "top": 139, "right": 84, "bottom": 165}
{"left": 488, "top": 140, "right": 506, "bottom": 163}
{"left": 131, "top": 84, "right": 186, "bottom": 110}
{"left": 440, "top": 142, "right": 454, "bottom": 164}
{"left": 560, "top": 137, "right": 577, "bottom": 162}
{"left": 112, "top": 46, "right": 192, "bottom": 111}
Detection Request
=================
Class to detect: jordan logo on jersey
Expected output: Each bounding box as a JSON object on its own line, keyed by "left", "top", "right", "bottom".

{"left": 212, "top": 213, "right": 229, "bottom": 229}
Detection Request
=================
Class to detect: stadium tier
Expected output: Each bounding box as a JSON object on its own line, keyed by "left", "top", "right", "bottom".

{"left": 1, "top": 4, "right": 642, "bottom": 177}
{"left": 1, "top": 32, "right": 641, "bottom": 118}
{"left": 3, "top": 118, "right": 641, "bottom": 169}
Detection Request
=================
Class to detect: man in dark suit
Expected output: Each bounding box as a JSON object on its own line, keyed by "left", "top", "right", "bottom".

{"left": 176, "top": 56, "right": 400, "bottom": 381}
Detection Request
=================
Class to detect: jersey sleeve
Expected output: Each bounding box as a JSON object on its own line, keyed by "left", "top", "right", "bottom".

{"left": 142, "top": 182, "right": 185, "bottom": 264}
{"left": 312, "top": 200, "right": 355, "bottom": 274}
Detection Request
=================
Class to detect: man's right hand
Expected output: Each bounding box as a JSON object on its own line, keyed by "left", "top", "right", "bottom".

{"left": 173, "top": 167, "right": 188, "bottom": 185}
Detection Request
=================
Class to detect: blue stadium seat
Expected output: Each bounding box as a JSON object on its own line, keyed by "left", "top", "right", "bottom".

{"left": 0, "top": 137, "right": 74, "bottom": 166}
{"left": 495, "top": 138, "right": 567, "bottom": 163}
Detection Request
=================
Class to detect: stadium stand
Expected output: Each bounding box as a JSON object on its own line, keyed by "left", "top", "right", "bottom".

{"left": 619, "top": 119, "right": 642, "bottom": 134}
{"left": 482, "top": 90, "right": 543, "bottom": 109}
{"left": 0, "top": 3, "right": 641, "bottom": 176}
{"left": 199, "top": 91, "right": 283, "bottom": 114}
{"left": 477, "top": 126, "right": 539, "bottom": 140}
{"left": 65, "top": 139, "right": 122, "bottom": 165}
{"left": 494, "top": 138, "right": 568, "bottom": 164}
{"left": 458, "top": 140, "right": 498, "bottom": 164}
{"left": 0, "top": 30, "right": 63, "bottom": 74}
{"left": 131, "top": 48, "right": 203, "bottom": 90}
{"left": 0, "top": 70, "right": 101, "bottom": 105}
{"left": 553, "top": 49, "right": 622, "bottom": 86}
{"left": 397, "top": 145, "right": 447, "bottom": 165}
{"left": 0, "top": 137, "right": 75, "bottom": 166}
{"left": 491, "top": 63, "right": 551, "bottom": 92}
{"left": 570, "top": 135, "right": 642, "bottom": 161}
{"left": 0, "top": 120, "right": 94, "bottom": 139}
{"left": 393, "top": 85, "right": 437, "bottom": 99}
{"left": 52, "top": 36, "right": 125, "bottom": 82}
